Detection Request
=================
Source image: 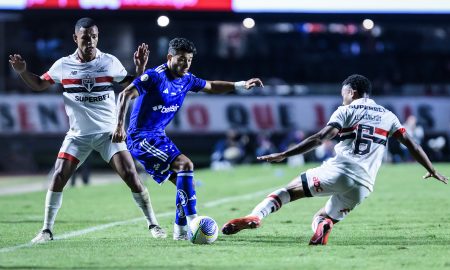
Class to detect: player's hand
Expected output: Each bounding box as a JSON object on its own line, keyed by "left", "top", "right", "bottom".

{"left": 111, "top": 127, "right": 126, "bottom": 143}
{"left": 9, "top": 54, "right": 27, "bottom": 74}
{"left": 257, "top": 152, "right": 286, "bottom": 163}
{"left": 134, "top": 43, "right": 149, "bottom": 70}
{"left": 423, "top": 170, "right": 448, "bottom": 184}
{"left": 245, "top": 78, "right": 264, "bottom": 90}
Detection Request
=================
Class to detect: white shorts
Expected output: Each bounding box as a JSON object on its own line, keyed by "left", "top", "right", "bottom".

{"left": 58, "top": 132, "right": 127, "bottom": 165}
{"left": 300, "top": 163, "right": 371, "bottom": 221}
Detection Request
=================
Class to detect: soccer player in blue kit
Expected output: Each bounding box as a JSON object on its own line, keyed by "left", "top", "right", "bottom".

{"left": 112, "top": 38, "right": 263, "bottom": 240}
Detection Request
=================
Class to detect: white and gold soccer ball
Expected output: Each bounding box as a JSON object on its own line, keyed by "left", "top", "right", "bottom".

{"left": 189, "top": 216, "right": 219, "bottom": 244}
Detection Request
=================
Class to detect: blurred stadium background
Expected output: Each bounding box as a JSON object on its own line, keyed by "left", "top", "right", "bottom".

{"left": 0, "top": 0, "right": 450, "bottom": 175}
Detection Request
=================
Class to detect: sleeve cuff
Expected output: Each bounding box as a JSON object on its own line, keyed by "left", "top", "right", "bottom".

{"left": 327, "top": 122, "right": 342, "bottom": 131}
{"left": 393, "top": 127, "right": 406, "bottom": 138}
{"left": 41, "top": 72, "right": 55, "bottom": 84}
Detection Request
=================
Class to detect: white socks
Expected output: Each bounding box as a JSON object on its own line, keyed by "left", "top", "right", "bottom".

{"left": 43, "top": 190, "right": 63, "bottom": 231}
{"left": 132, "top": 188, "right": 159, "bottom": 227}
{"left": 186, "top": 214, "right": 198, "bottom": 226}
{"left": 250, "top": 188, "right": 291, "bottom": 220}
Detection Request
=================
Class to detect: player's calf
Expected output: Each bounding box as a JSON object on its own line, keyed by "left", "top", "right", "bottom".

{"left": 250, "top": 188, "right": 291, "bottom": 220}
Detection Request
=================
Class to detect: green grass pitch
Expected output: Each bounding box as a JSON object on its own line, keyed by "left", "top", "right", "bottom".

{"left": 0, "top": 163, "right": 449, "bottom": 269}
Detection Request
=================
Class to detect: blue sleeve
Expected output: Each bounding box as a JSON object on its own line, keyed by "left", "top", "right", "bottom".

{"left": 189, "top": 74, "right": 206, "bottom": 93}
{"left": 132, "top": 70, "right": 159, "bottom": 95}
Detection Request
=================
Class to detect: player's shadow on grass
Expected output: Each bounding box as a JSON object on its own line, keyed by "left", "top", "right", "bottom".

{"left": 333, "top": 235, "right": 450, "bottom": 246}
{"left": 220, "top": 234, "right": 450, "bottom": 246}
{"left": 220, "top": 235, "right": 300, "bottom": 246}
{"left": 0, "top": 220, "right": 73, "bottom": 224}
{"left": 0, "top": 266, "right": 185, "bottom": 269}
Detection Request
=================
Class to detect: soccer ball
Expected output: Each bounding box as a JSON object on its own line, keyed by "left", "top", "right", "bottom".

{"left": 189, "top": 216, "right": 219, "bottom": 244}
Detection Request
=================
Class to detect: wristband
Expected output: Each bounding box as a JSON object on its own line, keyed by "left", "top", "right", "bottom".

{"left": 234, "top": 81, "right": 246, "bottom": 91}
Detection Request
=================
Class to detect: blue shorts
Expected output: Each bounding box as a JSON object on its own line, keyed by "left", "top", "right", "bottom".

{"left": 127, "top": 133, "right": 181, "bottom": 184}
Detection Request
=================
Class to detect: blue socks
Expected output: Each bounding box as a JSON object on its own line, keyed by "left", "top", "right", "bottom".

{"left": 175, "top": 192, "right": 187, "bottom": 226}
{"left": 176, "top": 171, "right": 197, "bottom": 224}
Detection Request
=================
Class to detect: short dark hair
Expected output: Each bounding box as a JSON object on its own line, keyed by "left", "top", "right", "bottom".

{"left": 342, "top": 74, "right": 372, "bottom": 96}
{"left": 168, "top": 38, "right": 197, "bottom": 55}
{"left": 75, "top": 17, "right": 96, "bottom": 33}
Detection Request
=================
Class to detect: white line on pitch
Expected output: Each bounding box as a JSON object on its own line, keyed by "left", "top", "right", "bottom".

{"left": 0, "top": 187, "right": 275, "bottom": 253}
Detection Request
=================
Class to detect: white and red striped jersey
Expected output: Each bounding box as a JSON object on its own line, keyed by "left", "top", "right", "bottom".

{"left": 42, "top": 48, "right": 127, "bottom": 136}
{"left": 326, "top": 98, "right": 405, "bottom": 191}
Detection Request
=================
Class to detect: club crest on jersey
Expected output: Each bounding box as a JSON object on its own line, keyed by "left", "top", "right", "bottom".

{"left": 140, "top": 74, "right": 149, "bottom": 81}
{"left": 82, "top": 75, "right": 95, "bottom": 92}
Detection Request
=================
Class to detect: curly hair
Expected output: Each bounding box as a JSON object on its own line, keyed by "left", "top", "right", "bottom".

{"left": 75, "top": 17, "right": 96, "bottom": 33}
{"left": 168, "top": 38, "right": 197, "bottom": 55}
{"left": 342, "top": 74, "right": 372, "bottom": 96}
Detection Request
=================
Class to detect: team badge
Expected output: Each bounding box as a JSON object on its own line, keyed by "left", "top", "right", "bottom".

{"left": 82, "top": 75, "right": 95, "bottom": 92}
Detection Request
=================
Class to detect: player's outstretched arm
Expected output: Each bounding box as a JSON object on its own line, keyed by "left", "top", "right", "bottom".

{"left": 112, "top": 84, "right": 139, "bottom": 143}
{"left": 202, "top": 78, "right": 263, "bottom": 94}
{"left": 257, "top": 125, "right": 339, "bottom": 163}
{"left": 9, "top": 54, "right": 51, "bottom": 91}
{"left": 397, "top": 132, "right": 448, "bottom": 184}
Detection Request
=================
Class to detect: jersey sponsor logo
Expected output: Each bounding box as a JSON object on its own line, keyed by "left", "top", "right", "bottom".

{"left": 312, "top": 176, "right": 323, "bottom": 193}
{"left": 75, "top": 93, "right": 110, "bottom": 102}
{"left": 96, "top": 67, "right": 108, "bottom": 73}
{"left": 355, "top": 113, "right": 382, "bottom": 122}
{"left": 349, "top": 104, "right": 386, "bottom": 112}
{"left": 82, "top": 75, "right": 95, "bottom": 91}
{"left": 152, "top": 104, "right": 180, "bottom": 113}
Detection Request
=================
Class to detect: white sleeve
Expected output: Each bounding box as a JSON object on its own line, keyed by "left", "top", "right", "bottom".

{"left": 41, "top": 58, "right": 63, "bottom": 84}
{"left": 389, "top": 113, "right": 406, "bottom": 138}
{"left": 110, "top": 55, "right": 128, "bottom": 82}
{"left": 327, "top": 106, "right": 346, "bottom": 130}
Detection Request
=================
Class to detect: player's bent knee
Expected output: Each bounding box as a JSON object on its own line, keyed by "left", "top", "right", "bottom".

{"left": 172, "top": 157, "right": 194, "bottom": 172}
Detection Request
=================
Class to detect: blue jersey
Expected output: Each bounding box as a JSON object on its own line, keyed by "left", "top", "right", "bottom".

{"left": 128, "top": 64, "right": 206, "bottom": 134}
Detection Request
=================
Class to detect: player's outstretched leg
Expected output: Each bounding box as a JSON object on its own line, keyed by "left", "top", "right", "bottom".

{"left": 309, "top": 216, "right": 334, "bottom": 245}
{"left": 222, "top": 187, "right": 291, "bottom": 235}
{"left": 32, "top": 158, "right": 77, "bottom": 244}
{"left": 110, "top": 151, "right": 166, "bottom": 239}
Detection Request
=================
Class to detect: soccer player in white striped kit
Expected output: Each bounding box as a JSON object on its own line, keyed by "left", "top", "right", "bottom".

{"left": 222, "top": 74, "right": 448, "bottom": 245}
{"left": 9, "top": 17, "right": 166, "bottom": 243}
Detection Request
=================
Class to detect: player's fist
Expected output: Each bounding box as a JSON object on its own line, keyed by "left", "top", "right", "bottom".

{"left": 111, "top": 127, "right": 127, "bottom": 143}
{"left": 245, "top": 78, "right": 263, "bottom": 90}
{"left": 257, "top": 152, "right": 286, "bottom": 163}
{"left": 423, "top": 171, "right": 448, "bottom": 184}
{"left": 9, "top": 54, "right": 27, "bottom": 74}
